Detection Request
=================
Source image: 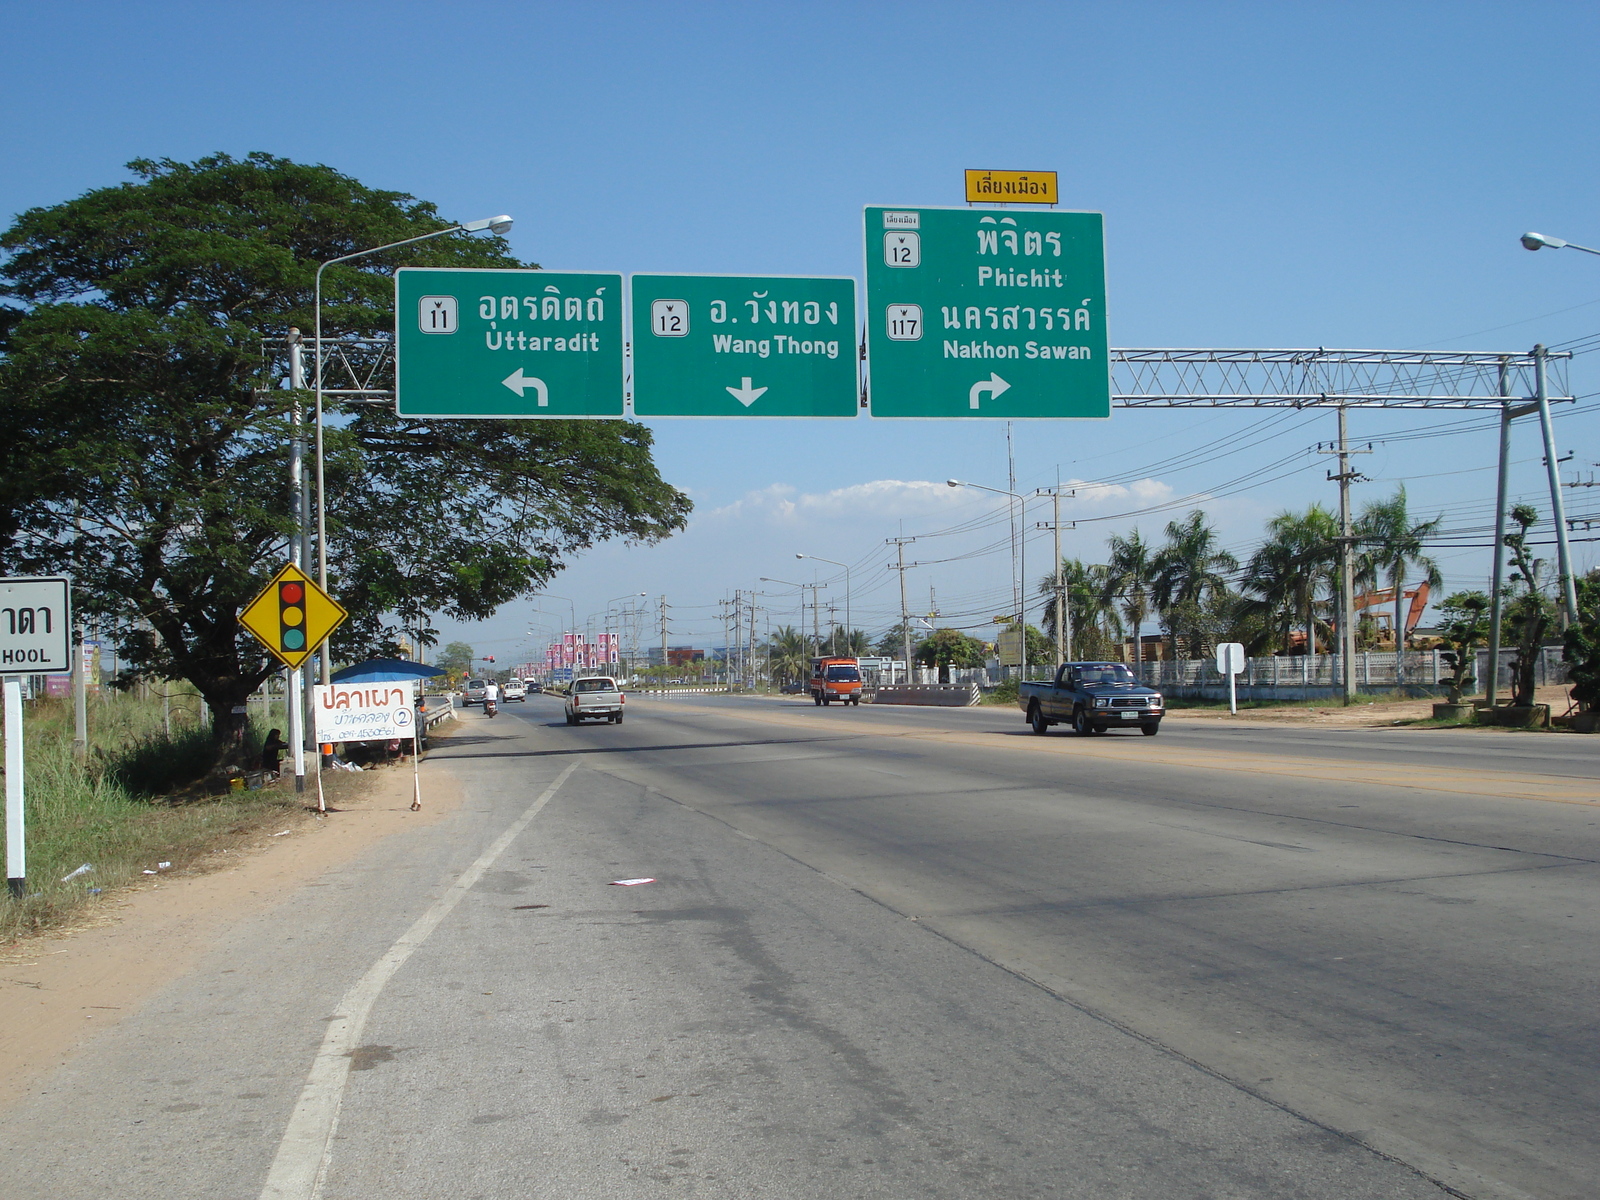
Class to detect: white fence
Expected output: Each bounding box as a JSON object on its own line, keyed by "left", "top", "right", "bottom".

{"left": 1108, "top": 647, "right": 1567, "bottom": 697}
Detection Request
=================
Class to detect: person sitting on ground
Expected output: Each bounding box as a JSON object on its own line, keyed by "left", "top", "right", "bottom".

{"left": 261, "top": 728, "right": 291, "bottom": 777}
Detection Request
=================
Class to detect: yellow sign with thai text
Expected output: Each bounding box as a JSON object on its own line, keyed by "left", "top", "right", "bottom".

{"left": 965, "top": 170, "right": 1058, "bottom": 205}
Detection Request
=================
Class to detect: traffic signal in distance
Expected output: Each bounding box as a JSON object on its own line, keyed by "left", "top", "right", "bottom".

{"left": 279, "top": 580, "right": 307, "bottom": 654}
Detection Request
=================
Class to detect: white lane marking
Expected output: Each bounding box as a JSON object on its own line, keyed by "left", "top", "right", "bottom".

{"left": 259, "top": 759, "right": 581, "bottom": 1200}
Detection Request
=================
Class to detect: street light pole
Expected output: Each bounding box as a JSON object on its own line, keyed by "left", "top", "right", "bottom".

{"left": 950, "top": 479, "right": 1028, "bottom": 677}
{"left": 1518, "top": 233, "right": 1589, "bottom": 628}
{"left": 795, "top": 554, "right": 851, "bottom": 648}
{"left": 312, "top": 214, "right": 511, "bottom": 684}
{"left": 1521, "top": 231, "right": 1600, "bottom": 256}
{"left": 760, "top": 577, "right": 827, "bottom": 656}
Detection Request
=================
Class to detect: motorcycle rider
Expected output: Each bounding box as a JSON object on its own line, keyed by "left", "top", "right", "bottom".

{"left": 483, "top": 677, "right": 501, "bottom": 717}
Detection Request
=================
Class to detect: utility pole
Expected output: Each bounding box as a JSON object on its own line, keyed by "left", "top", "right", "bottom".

{"left": 887, "top": 537, "right": 916, "bottom": 683}
{"left": 748, "top": 599, "right": 761, "bottom": 689}
{"left": 658, "top": 595, "right": 669, "bottom": 689}
{"left": 1319, "top": 407, "right": 1371, "bottom": 704}
{"left": 1034, "top": 485, "right": 1075, "bottom": 667}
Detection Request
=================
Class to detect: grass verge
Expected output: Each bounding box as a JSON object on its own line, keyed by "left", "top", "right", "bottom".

{"left": 1, "top": 696, "right": 331, "bottom": 944}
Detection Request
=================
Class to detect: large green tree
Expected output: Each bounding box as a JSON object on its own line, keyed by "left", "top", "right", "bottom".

{"left": 0, "top": 153, "right": 690, "bottom": 737}
{"left": 914, "top": 628, "right": 988, "bottom": 682}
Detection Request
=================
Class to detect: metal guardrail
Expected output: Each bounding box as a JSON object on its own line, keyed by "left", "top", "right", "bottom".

{"left": 421, "top": 694, "right": 456, "bottom": 727}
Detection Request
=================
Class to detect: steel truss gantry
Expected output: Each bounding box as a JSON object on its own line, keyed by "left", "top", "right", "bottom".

{"left": 1110, "top": 348, "right": 1572, "bottom": 409}
{"left": 265, "top": 340, "right": 1576, "bottom": 410}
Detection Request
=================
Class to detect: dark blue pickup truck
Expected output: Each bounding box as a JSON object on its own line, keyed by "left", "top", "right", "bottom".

{"left": 1016, "top": 662, "right": 1165, "bottom": 736}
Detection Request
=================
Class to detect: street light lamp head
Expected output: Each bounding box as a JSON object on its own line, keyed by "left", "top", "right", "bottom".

{"left": 947, "top": 479, "right": 961, "bottom": 488}
{"left": 461, "top": 215, "right": 515, "bottom": 235}
{"left": 1521, "top": 232, "right": 1566, "bottom": 251}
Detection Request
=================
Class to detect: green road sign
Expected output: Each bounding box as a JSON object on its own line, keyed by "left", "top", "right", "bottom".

{"left": 395, "top": 267, "right": 624, "bottom": 418}
{"left": 863, "top": 206, "right": 1110, "bottom": 419}
{"left": 631, "top": 275, "right": 858, "bottom": 417}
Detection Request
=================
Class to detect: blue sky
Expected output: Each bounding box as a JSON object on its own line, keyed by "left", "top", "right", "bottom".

{"left": 5, "top": 1, "right": 1599, "bottom": 663}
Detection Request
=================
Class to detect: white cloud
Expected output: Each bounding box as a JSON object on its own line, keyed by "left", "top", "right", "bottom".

{"left": 704, "top": 479, "right": 975, "bottom": 524}
{"left": 1060, "top": 477, "right": 1179, "bottom": 510}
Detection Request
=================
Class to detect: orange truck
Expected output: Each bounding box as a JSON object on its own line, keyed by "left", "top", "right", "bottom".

{"left": 809, "top": 657, "right": 863, "bottom": 706}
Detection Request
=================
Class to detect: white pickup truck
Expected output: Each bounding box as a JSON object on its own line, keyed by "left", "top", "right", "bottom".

{"left": 565, "top": 676, "right": 625, "bottom": 725}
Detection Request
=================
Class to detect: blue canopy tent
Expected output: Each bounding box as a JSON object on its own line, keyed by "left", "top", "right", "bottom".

{"left": 323, "top": 659, "right": 444, "bottom": 814}
{"left": 328, "top": 659, "right": 445, "bottom": 683}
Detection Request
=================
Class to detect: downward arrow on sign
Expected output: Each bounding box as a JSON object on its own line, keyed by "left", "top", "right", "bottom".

{"left": 725, "top": 377, "right": 768, "bottom": 407}
{"left": 502, "top": 369, "right": 549, "bottom": 406}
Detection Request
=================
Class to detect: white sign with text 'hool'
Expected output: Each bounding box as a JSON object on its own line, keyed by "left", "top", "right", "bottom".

{"left": 314, "top": 683, "right": 416, "bottom": 743}
{"left": 0, "top": 577, "right": 72, "bottom": 673}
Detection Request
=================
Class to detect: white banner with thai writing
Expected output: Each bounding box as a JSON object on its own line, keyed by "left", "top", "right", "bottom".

{"left": 314, "top": 683, "right": 416, "bottom": 742}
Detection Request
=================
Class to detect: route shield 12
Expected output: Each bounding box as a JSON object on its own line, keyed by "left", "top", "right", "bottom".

{"left": 395, "top": 267, "right": 624, "bottom": 418}
{"left": 631, "top": 275, "right": 858, "bottom": 417}
{"left": 863, "top": 206, "right": 1110, "bottom": 419}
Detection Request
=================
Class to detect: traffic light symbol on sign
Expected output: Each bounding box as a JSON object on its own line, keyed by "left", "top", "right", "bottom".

{"left": 239, "top": 562, "right": 347, "bottom": 670}
{"left": 279, "top": 581, "right": 307, "bottom": 653}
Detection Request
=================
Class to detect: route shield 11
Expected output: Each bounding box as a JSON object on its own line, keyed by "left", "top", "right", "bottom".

{"left": 395, "top": 267, "right": 624, "bottom": 418}
{"left": 631, "top": 275, "right": 858, "bottom": 417}
{"left": 863, "top": 207, "right": 1110, "bottom": 419}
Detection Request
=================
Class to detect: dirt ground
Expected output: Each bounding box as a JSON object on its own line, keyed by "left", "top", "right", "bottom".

{"left": 0, "top": 740, "right": 464, "bottom": 1111}
{"left": 1164, "top": 684, "right": 1579, "bottom": 727}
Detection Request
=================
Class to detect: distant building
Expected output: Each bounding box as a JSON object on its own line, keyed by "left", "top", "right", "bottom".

{"left": 644, "top": 646, "right": 704, "bottom": 666}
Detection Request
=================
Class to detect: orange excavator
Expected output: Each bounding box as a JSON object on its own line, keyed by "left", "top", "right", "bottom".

{"left": 1353, "top": 581, "right": 1431, "bottom": 643}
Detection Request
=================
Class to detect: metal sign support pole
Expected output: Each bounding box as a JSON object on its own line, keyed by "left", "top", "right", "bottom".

{"left": 72, "top": 626, "right": 87, "bottom": 758}
{"left": 1534, "top": 345, "right": 1580, "bottom": 628}
{"left": 1486, "top": 363, "right": 1515, "bottom": 707}
{"left": 5, "top": 676, "right": 24, "bottom": 898}
{"left": 287, "top": 330, "right": 308, "bottom": 793}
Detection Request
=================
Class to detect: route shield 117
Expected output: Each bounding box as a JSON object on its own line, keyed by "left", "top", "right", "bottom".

{"left": 863, "top": 207, "right": 1110, "bottom": 419}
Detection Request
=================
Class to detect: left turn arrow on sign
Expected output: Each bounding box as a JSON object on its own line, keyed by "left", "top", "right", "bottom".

{"left": 502, "top": 369, "right": 549, "bottom": 405}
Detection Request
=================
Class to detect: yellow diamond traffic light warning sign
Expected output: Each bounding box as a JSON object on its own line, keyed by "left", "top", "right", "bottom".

{"left": 239, "top": 563, "right": 348, "bottom": 670}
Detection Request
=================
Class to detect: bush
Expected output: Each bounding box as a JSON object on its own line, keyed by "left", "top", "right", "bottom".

{"left": 985, "top": 679, "right": 1020, "bottom": 706}
{"left": 100, "top": 724, "right": 227, "bottom": 798}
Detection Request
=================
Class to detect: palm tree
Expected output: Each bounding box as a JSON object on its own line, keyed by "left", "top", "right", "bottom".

{"left": 765, "top": 625, "right": 811, "bottom": 685}
{"left": 1103, "top": 529, "right": 1156, "bottom": 666}
{"left": 1151, "top": 510, "right": 1239, "bottom": 659}
{"left": 831, "top": 626, "right": 871, "bottom": 656}
{"left": 1036, "top": 559, "right": 1122, "bottom": 660}
{"left": 1242, "top": 505, "right": 1338, "bottom": 654}
{"left": 1355, "top": 488, "right": 1442, "bottom": 679}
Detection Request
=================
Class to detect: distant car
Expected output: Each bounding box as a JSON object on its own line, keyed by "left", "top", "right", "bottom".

{"left": 463, "top": 679, "right": 488, "bottom": 706}
{"left": 780, "top": 682, "right": 806, "bottom": 694}
{"left": 503, "top": 678, "right": 527, "bottom": 703}
{"left": 565, "top": 676, "right": 624, "bottom": 724}
{"left": 526, "top": 682, "right": 544, "bottom": 694}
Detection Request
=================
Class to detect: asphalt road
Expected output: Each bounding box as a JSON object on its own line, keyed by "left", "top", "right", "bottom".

{"left": 3, "top": 694, "right": 1595, "bottom": 1199}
